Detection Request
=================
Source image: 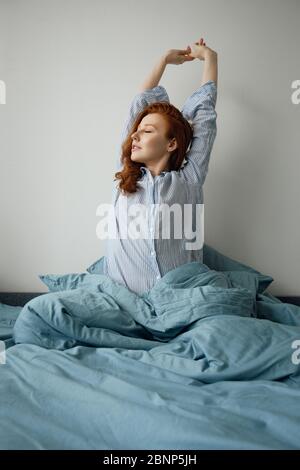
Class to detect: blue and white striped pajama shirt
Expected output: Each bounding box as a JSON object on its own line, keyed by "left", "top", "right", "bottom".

{"left": 103, "top": 80, "right": 217, "bottom": 295}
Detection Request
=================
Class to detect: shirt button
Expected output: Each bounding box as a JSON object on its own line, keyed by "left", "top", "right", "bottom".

{"left": 151, "top": 251, "right": 155, "bottom": 256}
{"left": 156, "top": 275, "right": 160, "bottom": 280}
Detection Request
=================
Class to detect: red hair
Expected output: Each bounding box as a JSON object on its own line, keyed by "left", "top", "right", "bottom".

{"left": 114, "top": 101, "right": 193, "bottom": 195}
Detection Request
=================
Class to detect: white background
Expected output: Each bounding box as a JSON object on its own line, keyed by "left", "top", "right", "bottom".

{"left": 0, "top": 0, "right": 299, "bottom": 295}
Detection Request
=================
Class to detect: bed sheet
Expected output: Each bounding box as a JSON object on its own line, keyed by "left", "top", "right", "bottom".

{"left": 1, "top": 253, "right": 300, "bottom": 450}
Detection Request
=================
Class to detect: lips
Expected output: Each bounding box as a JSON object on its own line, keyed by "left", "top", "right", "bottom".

{"left": 132, "top": 145, "right": 141, "bottom": 151}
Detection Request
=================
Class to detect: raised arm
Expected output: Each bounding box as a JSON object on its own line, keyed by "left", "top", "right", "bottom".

{"left": 139, "top": 47, "right": 195, "bottom": 92}
{"left": 201, "top": 49, "right": 218, "bottom": 86}
{"left": 180, "top": 42, "right": 218, "bottom": 185}
{"left": 188, "top": 37, "right": 218, "bottom": 86}
{"left": 139, "top": 55, "right": 168, "bottom": 92}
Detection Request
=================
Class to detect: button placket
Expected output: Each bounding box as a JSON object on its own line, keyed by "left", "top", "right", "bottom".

{"left": 147, "top": 175, "right": 160, "bottom": 279}
{"left": 152, "top": 183, "right": 161, "bottom": 280}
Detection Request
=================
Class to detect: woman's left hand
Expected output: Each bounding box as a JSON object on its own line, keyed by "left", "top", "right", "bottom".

{"left": 164, "top": 47, "right": 195, "bottom": 65}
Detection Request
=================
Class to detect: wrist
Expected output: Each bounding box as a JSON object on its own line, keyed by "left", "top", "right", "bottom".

{"left": 161, "top": 54, "right": 168, "bottom": 66}
{"left": 204, "top": 49, "right": 217, "bottom": 60}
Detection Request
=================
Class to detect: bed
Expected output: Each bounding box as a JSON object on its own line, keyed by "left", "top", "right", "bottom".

{"left": 0, "top": 243, "right": 300, "bottom": 450}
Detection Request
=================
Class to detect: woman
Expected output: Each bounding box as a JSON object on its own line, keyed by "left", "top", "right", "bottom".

{"left": 103, "top": 37, "right": 218, "bottom": 295}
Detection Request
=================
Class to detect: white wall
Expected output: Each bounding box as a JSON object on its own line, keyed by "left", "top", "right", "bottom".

{"left": 0, "top": 0, "right": 299, "bottom": 295}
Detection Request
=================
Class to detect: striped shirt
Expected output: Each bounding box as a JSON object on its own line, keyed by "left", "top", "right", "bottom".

{"left": 103, "top": 80, "right": 217, "bottom": 295}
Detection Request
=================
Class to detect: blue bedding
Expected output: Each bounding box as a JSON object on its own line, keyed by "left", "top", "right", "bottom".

{"left": 1, "top": 252, "right": 300, "bottom": 449}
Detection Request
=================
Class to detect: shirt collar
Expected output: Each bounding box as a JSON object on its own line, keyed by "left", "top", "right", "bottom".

{"left": 140, "top": 156, "right": 188, "bottom": 176}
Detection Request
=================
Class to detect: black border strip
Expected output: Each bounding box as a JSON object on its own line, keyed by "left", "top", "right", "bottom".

{"left": 0, "top": 292, "right": 300, "bottom": 307}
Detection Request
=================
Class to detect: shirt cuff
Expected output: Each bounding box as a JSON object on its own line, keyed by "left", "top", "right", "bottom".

{"left": 181, "top": 80, "right": 217, "bottom": 118}
{"left": 134, "top": 85, "right": 170, "bottom": 103}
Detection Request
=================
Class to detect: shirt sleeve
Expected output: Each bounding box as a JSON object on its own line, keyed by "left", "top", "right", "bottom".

{"left": 115, "top": 85, "right": 170, "bottom": 171}
{"left": 179, "top": 80, "right": 217, "bottom": 186}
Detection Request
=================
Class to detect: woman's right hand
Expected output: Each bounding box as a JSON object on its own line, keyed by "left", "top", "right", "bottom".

{"left": 188, "top": 37, "right": 216, "bottom": 61}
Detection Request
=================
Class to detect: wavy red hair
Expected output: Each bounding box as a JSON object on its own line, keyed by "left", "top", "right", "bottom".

{"left": 114, "top": 101, "right": 193, "bottom": 195}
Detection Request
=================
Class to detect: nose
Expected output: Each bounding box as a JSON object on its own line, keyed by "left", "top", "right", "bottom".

{"left": 132, "top": 137, "right": 140, "bottom": 146}
{"left": 132, "top": 129, "right": 141, "bottom": 141}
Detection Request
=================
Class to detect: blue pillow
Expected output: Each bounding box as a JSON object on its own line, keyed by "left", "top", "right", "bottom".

{"left": 203, "top": 244, "right": 274, "bottom": 294}
{"left": 86, "top": 256, "right": 105, "bottom": 275}
{"left": 39, "top": 273, "right": 106, "bottom": 292}
{"left": 40, "top": 256, "right": 106, "bottom": 292}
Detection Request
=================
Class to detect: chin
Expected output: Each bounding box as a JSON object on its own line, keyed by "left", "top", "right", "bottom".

{"left": 131, "top": 156, "right": 143, "bottom": 163}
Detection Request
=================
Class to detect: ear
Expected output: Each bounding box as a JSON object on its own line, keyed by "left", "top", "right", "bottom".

{"left": 168, "top": 138, "right": 178, "bottom": 152}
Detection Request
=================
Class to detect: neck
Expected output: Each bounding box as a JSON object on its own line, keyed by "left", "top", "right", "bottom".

{"left": 146, "top": 158, "right": 169, "bottom": 176}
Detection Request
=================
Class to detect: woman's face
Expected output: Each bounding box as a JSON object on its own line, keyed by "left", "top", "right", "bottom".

{"left": 130, "top": 113, "right": 177, "bottom": 165}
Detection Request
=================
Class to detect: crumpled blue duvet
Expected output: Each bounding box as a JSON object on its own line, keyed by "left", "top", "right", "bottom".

{"left": 1, "top": 261, "right": 300, "bottom": 449}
